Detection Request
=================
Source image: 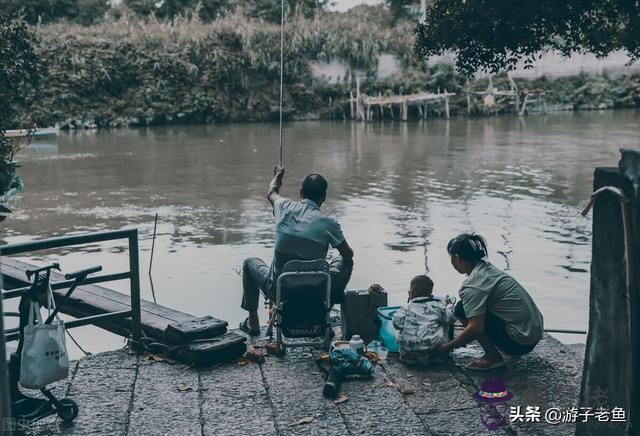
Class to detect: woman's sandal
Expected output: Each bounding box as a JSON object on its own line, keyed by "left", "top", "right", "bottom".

{"left": 239, "top": 318, "right": 260, "bottom": 336}
{"left": 464, "top": 358, "right": 506, "bottom": 371}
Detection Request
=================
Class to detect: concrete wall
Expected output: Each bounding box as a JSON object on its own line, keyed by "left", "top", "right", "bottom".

{"left": 311, "top": 50, "right": 640, "bottom": 83}
{"left": 309, "top": 53, "right": 401, "bottom": 84}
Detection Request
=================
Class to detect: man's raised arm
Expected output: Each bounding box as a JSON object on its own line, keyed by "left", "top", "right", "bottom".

{"left": 267, "top": 165, "right": 285, "bottom": 206}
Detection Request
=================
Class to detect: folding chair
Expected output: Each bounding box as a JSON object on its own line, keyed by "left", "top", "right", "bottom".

{"left": 269, "top": 259, "right": 332, "bottom": 354}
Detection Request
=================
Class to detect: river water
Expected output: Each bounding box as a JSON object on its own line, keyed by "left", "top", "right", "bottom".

{"left": 3, "top": 110, "right": 638, "bottom": 356}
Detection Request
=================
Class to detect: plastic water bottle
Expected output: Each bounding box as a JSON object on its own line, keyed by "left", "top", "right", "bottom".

{"left": 349, "top": 335, "right": 364, "bottom": 355}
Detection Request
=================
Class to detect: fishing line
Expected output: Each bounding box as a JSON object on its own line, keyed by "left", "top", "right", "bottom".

{"left": 149, "top": 213, "right": 158, "bottom": 304}
{"left": 278, "top": 0, "right": 285, "bottom": 167}
{"left": 65, "top": 328, "right": 91, "bottom": 356}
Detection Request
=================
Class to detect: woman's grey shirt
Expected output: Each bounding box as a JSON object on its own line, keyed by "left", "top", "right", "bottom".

{"left": 459, "top": 261, "right": 544, "bottom": 345}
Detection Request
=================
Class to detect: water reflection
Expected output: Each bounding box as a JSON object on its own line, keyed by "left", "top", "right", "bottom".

{"left": 3, "top": 110, "right": 638, "bottom": 351}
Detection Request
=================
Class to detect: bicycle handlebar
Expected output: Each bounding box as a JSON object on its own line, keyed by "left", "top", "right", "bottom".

{"left": 64, "top": 265, "right": 102, "bottom": 280}
{"left": 25, "top": 262, "right": 61, "bottom": 280}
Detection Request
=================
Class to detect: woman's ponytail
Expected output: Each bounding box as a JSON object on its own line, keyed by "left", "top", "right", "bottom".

{"left": 447, "top": 233, "right": 488, "bottom": 263}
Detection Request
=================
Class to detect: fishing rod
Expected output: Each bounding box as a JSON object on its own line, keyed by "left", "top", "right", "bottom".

{"left": 278, "top": 0, "right": 285, "bottom": 167}
{"left": 544, "top": 329, "right": 587, "bottom": 335}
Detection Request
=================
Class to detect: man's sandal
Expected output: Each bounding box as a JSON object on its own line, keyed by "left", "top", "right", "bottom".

{"left": 464, "top": 358, "right": 506, "bottom": 371}
{"left": 239, "top": 318, "right": 260, "bottom": 336}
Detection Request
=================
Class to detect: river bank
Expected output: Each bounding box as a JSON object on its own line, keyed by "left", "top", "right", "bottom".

{"left": 25, "top": 331, "right": 585, "bottom": 435}
{"left": 14, "top": 8, "right": 640, "bottom": 130}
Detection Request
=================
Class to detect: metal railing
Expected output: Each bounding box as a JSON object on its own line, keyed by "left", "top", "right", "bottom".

{"left": 0, "top": 268, "right": 13, "bottom": 430}
{"left": 0, "top": 228, "right": 142, "bottom": 347}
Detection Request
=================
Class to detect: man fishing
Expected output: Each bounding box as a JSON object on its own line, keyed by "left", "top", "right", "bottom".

{"left": 239, "top": 165, "right": 354, "bottom": 336}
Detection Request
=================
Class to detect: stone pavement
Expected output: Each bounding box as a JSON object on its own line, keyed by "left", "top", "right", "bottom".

{"left": 25, "top": 333, "right": 584, "bottom": 435}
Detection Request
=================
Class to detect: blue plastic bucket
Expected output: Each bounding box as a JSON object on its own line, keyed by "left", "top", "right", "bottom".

{"left": 377, "top": 306, "right": 401, "bottom": 352}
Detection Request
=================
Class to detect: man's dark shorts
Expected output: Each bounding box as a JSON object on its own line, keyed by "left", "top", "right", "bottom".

{"left": 454, "top": 301, "right": 537, "bottom": 356}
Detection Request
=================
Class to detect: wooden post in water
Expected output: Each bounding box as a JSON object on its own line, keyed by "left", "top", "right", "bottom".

{"left": 578, "top": 149, "right": 640, "bottom": 435}
{"left": 402, "top": 100, "right": 408, "bottom": 122}
{"left": 444, "top": 89, "right": 450, "bottom": 119}
{"left": 509, "top": 74, "right": 520, "bottom": 114}
{"left": 356, "top": 77, "right": 361, "bottom": 121}
{"left": 349, "top": 91, "right": 354, "bottom": 119}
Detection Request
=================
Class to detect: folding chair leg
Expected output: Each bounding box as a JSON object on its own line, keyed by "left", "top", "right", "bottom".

{"left": 268, "top": 300, "right": 275, "bottom": 339}
{"left": 276, "top": 325, "right": 286, "bottom": 355}
{"left": 323, "top": 329, "right": 332, "bottom": 351}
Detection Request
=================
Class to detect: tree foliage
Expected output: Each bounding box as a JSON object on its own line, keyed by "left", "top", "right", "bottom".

{"left": 0, "top": 0, "right": 110, "bottom": 25}
{"left": 242, "top": 0, "right": 333, "bottom": 23}
{"left": 416, "top": 0, "right": 640, "bottom": 75}
{"left": 121, "top": 0, "right": 331, "bottom": 23}
{"left": 0, "top": 0, "right": 332, "bottom": 24}
{"left": 385, "top": 0, "right": 419, "bottom": 22}
{"left": 124, "top": 0, "right": 234, "bottom": 21}
{"left": 0, "top": 13, "right": 40, "bottom": 162}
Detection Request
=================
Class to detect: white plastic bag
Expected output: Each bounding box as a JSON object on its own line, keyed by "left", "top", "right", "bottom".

{"left": 20, "top": 286, "right": 69, "bottom": 389}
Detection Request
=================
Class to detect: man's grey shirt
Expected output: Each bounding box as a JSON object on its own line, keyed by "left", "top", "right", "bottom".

{"left": 269, "top": 197, "right": 345, "bottom": 284}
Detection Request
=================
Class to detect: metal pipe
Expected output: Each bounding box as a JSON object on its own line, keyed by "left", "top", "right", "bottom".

{"left": 544, "top": 329, "right": 587, "bottom": 335}
{"left": 128, "top": 231, "right": 142, "bottom": 349}
{"left": 149, "top": 213, "right": 158, "bottom": 304}
{"left": 1, "top": 272, "right": 132, "bottom": 299}
{"left": 0, "top": 228, "right": 136, "bottom": 256}
{"left": 582, "top": 186, "right": 633, "bottom": 295}
{"left": 0, "top": 263, "right": 13, "bottom": 434}
{"left": 4, "top": 310, "right": 132, "bottom": 342}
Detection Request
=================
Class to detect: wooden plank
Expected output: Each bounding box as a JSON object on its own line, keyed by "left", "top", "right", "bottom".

{"left": 1, "top": 257, "right": 195, "bottom": 339}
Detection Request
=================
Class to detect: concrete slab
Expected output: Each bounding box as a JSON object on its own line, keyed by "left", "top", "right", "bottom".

{"left": 22, "top": 332, "right": 584, "bottom": 435}
{"left": 127, "top": 359, "right": 201, "bottom": 436}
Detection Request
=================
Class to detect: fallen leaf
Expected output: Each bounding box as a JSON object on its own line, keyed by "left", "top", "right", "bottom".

{"left": 143, "top": 352, "right": 165, "bottom": 362}
{"left": 421, "top": 382, "right": 431, "bottom": 387}
{"left": 403, "top": 389, "right": 414, "bottom": 396}
{"left": 177, "top": 384, "right": 193, "bottom": 392}
{"left": 320, "top": 353, "right": 329, "bottom": 361}
{"left": 406, "top": 374, "right": 415, "bottom": 378}
{"left": 289, "top": 416, "right": 314, "bottom": 427}
{"left": 334, "top": 395, "right": 349, "bottom": 404}
{"left": 245, "top": 349, "right": 265, "bottom": 364}
{"left": 363, "top": 351, "right": 379, "bottom": 364}
{"left": 383, "top": 379, "right": 400, "bottom": 389}
{"left": 265, "top": 342, "right": 280, "bottom": 355}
